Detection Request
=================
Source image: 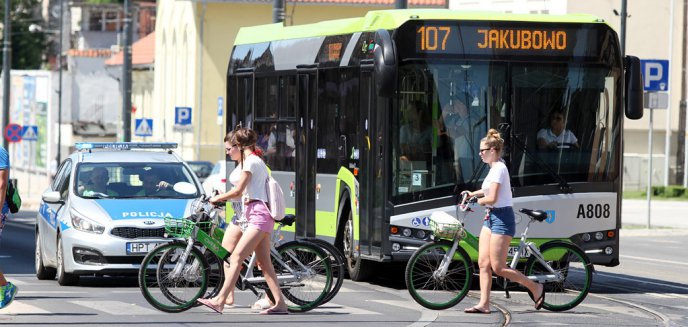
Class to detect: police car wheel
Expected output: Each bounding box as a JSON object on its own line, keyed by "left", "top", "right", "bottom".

{"left": 57, "top": 236, "right": 79, "bottom": 286}
{"left": 35, "top": 229, "right": 56, "bottom": 280}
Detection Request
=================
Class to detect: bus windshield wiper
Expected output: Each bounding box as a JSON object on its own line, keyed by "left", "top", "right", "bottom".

{"left": 501, "top": 123, "right": 572, "bottom": 193}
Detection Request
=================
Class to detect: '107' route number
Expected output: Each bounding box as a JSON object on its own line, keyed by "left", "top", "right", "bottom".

{"left": 577, "top": 204, "right": 610, "bottom": 219}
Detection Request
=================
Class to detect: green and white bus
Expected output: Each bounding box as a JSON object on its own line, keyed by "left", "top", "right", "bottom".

{"left": 225, "top": 9, "right": 644, "bottom": 280}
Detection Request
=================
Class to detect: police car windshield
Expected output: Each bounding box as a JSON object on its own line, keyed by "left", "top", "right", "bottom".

{"left": 75, "top": 163, "right": 199, "bottom": 199}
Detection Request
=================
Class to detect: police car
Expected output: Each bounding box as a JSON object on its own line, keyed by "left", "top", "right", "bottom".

{"left": 35, "top": 142, "right": 203, "bottom": 285}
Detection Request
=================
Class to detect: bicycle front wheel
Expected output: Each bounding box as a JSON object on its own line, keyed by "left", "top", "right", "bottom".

{"left": 274, "top": 240, "right": 332, "bottom": 312}
{"left": 405, "top": 240, "right": 473, "bottom": 310}
{"left": 138, "top": 242, "right": 209, "bottom": 313}
{"left": 524, "top": 241, "right": 593, "bottom": 311}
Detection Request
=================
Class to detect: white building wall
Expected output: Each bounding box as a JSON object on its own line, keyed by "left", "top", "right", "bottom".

{"left": 151, "top": 1, "right": 199, "bottom": 160}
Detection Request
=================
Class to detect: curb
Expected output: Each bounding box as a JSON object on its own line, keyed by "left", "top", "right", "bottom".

{"left": 620, "top": 225, "right": 688, "bottom": 237}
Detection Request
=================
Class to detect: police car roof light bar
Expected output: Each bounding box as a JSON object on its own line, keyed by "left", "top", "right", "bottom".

{"left": 75, "top": 142, "right": 178, "bottom": 151}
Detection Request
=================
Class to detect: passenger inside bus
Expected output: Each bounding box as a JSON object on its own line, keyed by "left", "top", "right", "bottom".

{"left": 399, "top": 101, "right": 433, "bottom": 190}
{"left": 439, "top": 92, "right": 486, "bottom": 183}
{"left": 399, "top": 101, "right": 432, "bottom": 162}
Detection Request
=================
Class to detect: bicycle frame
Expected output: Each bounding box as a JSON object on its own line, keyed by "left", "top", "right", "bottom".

{"left": 168, "top": 213, "right": 309, "bottom": 290}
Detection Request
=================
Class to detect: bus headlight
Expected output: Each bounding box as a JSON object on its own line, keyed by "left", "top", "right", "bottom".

{"left": 416, "top": 230, "right": 426, "bottom": 239}
{"left": 604, "top": 246, "right": 613, "bottom": 255}
{"left": 595, "top": 232, "right": 604, "bottom": 241}
{"left": 402, "top": 228, "right": 412, "bottom": 237}
{"left": 581, "top": 233, "right": 591, "bottom": 242}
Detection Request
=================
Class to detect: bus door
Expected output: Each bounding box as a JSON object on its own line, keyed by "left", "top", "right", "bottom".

{"left": 295, "top": 68, "right": 318, "bottom": 238}
{"left": 359, "top": 64, "right": 386, "bottom": 259}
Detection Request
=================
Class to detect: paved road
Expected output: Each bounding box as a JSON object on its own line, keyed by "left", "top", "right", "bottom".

{"left": 1, "top": 210, "right": 686, "bottom": 326}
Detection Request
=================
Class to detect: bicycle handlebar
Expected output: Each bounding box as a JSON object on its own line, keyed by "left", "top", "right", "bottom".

{"left": 458, "top": 191, "right": 478, "bottom": 212}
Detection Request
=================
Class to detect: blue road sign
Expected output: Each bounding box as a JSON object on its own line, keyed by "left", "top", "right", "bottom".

{"left": 175, "top": 107, "right": 192, "bottom": 125}
{"left": 21, "top": 125, "right": 38, "bottom": 141}
{"left": 134, "top": 118, "right": 153, "bottom": 137}
{"left": 640, "top": 59, "right": 669, "bottom": 91}
{"left": 4, "top": 123, "right": 22, "bottom": 143}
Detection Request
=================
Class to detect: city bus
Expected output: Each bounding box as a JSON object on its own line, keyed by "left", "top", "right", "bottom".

{"left": 225, "top": 9, "right": 644, "bottom": 280}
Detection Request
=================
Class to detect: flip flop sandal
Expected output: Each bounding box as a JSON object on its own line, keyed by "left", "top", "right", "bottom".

{"left": 464, "top": 307, "right": 490, "bottom": 314}
{"left": 260, "top": 307, "right": 289, "bottom": 315}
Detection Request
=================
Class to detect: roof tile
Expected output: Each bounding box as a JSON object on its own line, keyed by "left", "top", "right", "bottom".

{"left": 105, "top": 31, "right": 155, "bottom": 66}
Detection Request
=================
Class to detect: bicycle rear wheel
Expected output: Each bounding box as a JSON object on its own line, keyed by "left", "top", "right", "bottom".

{"left": 524, "top": 241, "right": 593, "bottom": 311}
{"left": 138, "top": 242, "right": 209, "bottom": 313}
{"left": 304, "top": 238, "right": 344, "bottom": 305}
{"left": 405, "top": 240, "right": 473, "bottom": 310}
{"left": 274, "top": 240, "right": 332, "bottom": 312}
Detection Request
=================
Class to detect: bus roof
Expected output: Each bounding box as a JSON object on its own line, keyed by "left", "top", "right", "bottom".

{"left": 234, "top": 9, "right": 608, "bottom": 46}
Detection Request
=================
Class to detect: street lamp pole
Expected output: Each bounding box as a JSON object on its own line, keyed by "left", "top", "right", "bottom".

{"left": 56, "top": 0, "right": 63, "bottom": 164}
{"left": 2, "top": 0, "right": 12, "bottom": 151}
{"left": 122, "top": 0, "right": 132, "bottom": 142}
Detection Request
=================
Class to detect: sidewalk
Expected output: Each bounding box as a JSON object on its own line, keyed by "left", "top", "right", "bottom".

{"left": 621, "top": 199, "right": 688, "bottom": 234}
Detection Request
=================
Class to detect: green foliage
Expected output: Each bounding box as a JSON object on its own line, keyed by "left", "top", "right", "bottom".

{"left": 0, "top": 0, "right": 47, "bottom": 69}
{"left": 625, "top": 186, "right": 688, "bottom": 200}
{"left": 85, "top": 0, "right": 123, "bottom": 4}
{"left": 664, "top": 185, "right": 685, "bottom": 198}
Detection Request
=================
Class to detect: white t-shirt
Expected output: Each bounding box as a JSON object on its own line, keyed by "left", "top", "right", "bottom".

{"left": 229, "top": 165, "right": 245, "bottom": 217}
{"left": 240, "top": 154, "right": 269, "bottom": 202}
{"left": 481, "top": 161, "right": 513, "bottom": 208}
{"left": 537, "top": 128, "right": 578, "bottom": 148}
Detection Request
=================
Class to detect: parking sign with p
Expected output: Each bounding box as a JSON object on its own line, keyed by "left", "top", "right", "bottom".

{"left": 640, "top": 59, "right": 669, "bottom": 92}
{"left": 175, "top": 107, "right": 192, "bottom": 125}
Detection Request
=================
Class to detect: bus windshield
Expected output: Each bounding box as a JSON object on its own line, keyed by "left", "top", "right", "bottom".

{"left": 393, "top": 60, "right": 620, "bottom": 199}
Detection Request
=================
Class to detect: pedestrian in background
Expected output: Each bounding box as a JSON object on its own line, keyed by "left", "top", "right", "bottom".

{"left": 462, "top": 129, "right": 544, "bottom": 314}
{"left": 0, "top": 145, "right": 18, "bottom": 309}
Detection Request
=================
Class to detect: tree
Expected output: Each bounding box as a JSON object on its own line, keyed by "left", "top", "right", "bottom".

{"left": 0, "top": 0, "right": 47, "bottom": 69}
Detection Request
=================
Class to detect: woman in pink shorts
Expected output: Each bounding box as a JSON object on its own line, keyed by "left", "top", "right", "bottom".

{"left": 198, "top": 127, "right": 287, "bottom": 315}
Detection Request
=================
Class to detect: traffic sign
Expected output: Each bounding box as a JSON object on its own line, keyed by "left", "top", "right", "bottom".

{"left": 217, "top": 97, "right": 223, "bottom": 126}
{"left": 134, "top": 118, "right": 153, "bottom": 137}
{"left": 175, "top": 107, "right": 192, "bottom": 125}
{"left": 21, "top": 125, "right": 38, "bottom": 141}
{"left": 4, "top": 123, "right": 22, "bottom": 143}
{"left": 644, "top": 92, "right": 669, "bottom": 109}
{"left": 640, "top": 59, "right": 669, "bottom": 91}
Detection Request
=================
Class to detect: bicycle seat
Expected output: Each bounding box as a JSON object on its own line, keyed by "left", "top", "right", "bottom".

{"left": 278, "top": 214, "right": 296, "bottom": 226}
{"left": 518, "top": 208, "right": 548, "bottom": 222}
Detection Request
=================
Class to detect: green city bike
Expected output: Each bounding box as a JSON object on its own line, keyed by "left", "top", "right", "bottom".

{"left": 138, "top": 196, "right": 337, "bottom": 313}
{"left": 405, "top": 192, "right": 593, "bottom": 311}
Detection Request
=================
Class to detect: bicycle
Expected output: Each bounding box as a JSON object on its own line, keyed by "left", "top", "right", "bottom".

{"left": 138, "top": 196, "right": 334, "bottom": 313}
{"left": 405, "top": 192, "right": 593, "bottom": 311}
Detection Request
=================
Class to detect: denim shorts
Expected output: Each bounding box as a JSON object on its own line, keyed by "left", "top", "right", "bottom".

{"left": 482, "top": 206, "right": 516, "bottom": 237}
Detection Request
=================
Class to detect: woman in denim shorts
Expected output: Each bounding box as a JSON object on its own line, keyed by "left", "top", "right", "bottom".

{"left": 462, "top": 128, "right": 545, "bottom": 314}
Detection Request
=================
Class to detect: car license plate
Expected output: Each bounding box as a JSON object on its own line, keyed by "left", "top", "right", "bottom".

{"left": 126, "top": 242, "right": 165, "bottom": 255}
{"left": 507, "top": 246, "right": 530, "bottom": 258}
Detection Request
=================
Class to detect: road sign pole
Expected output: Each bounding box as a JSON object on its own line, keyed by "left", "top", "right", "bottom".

{"left": 647, "top": 108, "right": 653, "bottom": 229}
{"left": 665, "top": 0, "right": 675, "bottom": 187}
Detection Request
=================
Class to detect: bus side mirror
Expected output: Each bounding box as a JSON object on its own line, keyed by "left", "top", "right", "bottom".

{"left": 373, "top": 29, "right": 397, "bottom": 98}
{"left": 624, "top": 55, "right": 644, "bottom": 120}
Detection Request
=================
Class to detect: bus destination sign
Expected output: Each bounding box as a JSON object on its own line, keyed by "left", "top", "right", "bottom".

{"left": 416, "top": 25, "right": 569, "bottom": 54}
{"left": 402, "top": 21, "right": 605, "bottom": 59}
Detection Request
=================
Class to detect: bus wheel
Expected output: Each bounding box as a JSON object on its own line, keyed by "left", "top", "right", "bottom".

{"left": 343, "top": 211, "right": 372, "bottom": 281}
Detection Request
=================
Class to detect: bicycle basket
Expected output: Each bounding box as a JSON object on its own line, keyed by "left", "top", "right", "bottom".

{"left": 164, "top": 217, "right": 212, "bottom": 238}
{"left": 429, "top": 218, "right": 464, "bottom": 239}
